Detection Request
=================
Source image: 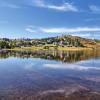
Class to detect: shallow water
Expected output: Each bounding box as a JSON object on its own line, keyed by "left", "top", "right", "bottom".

{"left": 0, "top": 50, "right": 100, "bottom": 100}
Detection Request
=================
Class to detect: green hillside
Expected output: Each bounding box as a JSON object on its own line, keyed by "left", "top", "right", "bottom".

{"left": 0, "top": 35, "right": 100, "bottom": 50}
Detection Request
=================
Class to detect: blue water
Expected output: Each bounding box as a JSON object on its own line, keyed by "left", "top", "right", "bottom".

{"left": 0, "top": 50, "right": 100, "bottom": 96}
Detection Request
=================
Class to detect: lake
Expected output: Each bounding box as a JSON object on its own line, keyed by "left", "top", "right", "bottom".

{"left": 0, "top": 50, "right": 100, "bottom": 100}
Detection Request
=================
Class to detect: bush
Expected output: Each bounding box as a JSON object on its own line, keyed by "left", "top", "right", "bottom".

{"left": 43, "top": 46, "right": 49, "bottom": 49}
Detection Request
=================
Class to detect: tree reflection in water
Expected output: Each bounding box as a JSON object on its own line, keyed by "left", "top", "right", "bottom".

{"left": 0, "top": 50, "right": 100, "bottom": 63}
{"left": 0, "top": 50, "right": 100, "bottom": 100}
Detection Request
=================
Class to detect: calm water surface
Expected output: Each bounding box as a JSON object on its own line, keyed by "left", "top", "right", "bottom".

{"left": 0, "top": 50, "right": 100, "bottom": 99}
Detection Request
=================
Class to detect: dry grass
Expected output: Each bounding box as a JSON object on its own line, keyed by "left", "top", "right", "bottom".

{"left": 7, "top": 46, "right": 96, "bottom": 51}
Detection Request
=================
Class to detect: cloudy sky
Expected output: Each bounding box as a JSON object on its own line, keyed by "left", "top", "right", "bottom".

{"left": 0, "top": 0, "right": 100, "bottom": 39}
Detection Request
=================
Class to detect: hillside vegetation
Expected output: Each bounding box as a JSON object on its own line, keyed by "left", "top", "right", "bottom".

{"left": 0, "top": 35, "right": 100, "bottom": 50}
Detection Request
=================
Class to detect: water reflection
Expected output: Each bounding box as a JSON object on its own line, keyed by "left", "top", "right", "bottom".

{"left": 0, "top": 50, "right": 100, "bottom": 63}
{"left": 0, "top": 50, "right": 100, "bottom": 100}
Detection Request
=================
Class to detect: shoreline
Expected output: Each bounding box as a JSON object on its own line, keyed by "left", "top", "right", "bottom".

{"left": 1, "top": 46, "right": 98, "bottom": 51}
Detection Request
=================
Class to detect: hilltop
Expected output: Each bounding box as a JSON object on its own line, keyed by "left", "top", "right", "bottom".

{"left": 40, "top": 35, "right": 100, "bottom": 48}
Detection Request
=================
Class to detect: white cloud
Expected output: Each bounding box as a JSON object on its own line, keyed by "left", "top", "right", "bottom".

{"left": 33, "top": 0, "right": 45, "bottom": 7}
{"left": 89, "top": 5, "right": 100, "bottom": 13}
{"left": 32, "top": 0, "right": 78, "bottom": 12}
{"left": 72, "top": 33, "right": 91, "bottom": 37}
{"left": 25, "top": 26, "right": 100, "bottom": 38}
{"left": 40, "top": 27, "right": 100, "bottom": 33}
{"left": 43, "top": 64, "right": 100, "bottom": 71}
{"left": 24, "top": 63, "right": 35, "bottom": 70}
{"left": 26, "top": 28, "right": 36, "bottom": 33}
{"left": 25, "top": 26, "right": 38, "bottom": 33}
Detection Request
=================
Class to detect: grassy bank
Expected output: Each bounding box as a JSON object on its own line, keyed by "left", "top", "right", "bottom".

{"left": 5, "top": 45, "right": 98, "bottom": 51}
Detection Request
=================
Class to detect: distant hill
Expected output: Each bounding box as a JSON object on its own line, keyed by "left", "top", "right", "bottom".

{"left": 0, "top": 35, "right": 100, "bottom": 49}
{"left": 32, "top": 35, "right": 100, "bottom": 48}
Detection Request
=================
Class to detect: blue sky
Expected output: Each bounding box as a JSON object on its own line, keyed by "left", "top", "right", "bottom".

{"left": 0, "top": 0, "right": 100, "bottom": 39}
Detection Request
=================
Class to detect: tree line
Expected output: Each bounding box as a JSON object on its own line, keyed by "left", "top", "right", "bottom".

{"left": 0, "top": 35, "right": 99, "bottom": 49}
